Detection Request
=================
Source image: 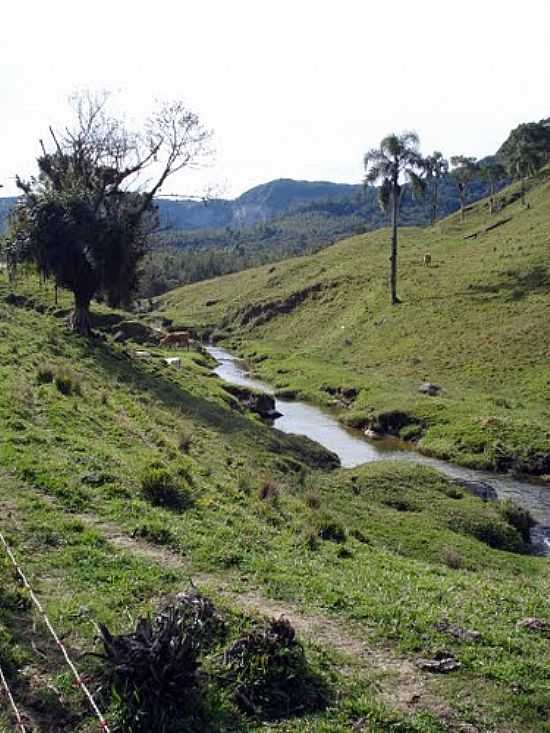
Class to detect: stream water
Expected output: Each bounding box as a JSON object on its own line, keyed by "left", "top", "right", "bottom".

{"left": 206, "top": 346, "right": 550, "bottom": 555}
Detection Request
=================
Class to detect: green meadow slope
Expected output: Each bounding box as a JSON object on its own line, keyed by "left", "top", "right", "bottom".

{"left": 159, "top": 171, "right": 550, "bottom": 474}
{"left": 1, "top": 195, "right": 550, "bottom": 730}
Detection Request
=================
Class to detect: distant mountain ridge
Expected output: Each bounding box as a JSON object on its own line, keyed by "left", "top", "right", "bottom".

{"left": 156, "top": 179, "right": 360, "bottom": 231}
{"left": 0, "top": 179, "right": 359, "bottom": 233}
{"left": 0, "top": 176, "right": 491, "bottom": 236}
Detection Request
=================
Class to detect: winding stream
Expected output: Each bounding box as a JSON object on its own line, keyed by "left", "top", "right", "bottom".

{"left": 206, "top": 346, "right": 550, "bottom": 555}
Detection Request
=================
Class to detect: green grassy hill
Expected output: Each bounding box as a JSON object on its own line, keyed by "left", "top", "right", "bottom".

{"left": 1, "top": 185, "right": 550, "bottom": 731}
{"left": 158, "top": 170, "right": 550, "bottom": 475}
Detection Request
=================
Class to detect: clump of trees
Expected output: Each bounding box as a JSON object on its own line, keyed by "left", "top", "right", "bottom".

{"left": 450, "top": 156, "right": 479, "bottom": 221}
{"left": 498, "top": 118, "right": 550, "bottom": 204}
{"left": 361, "top": 129, "right": 519, "bottom": 304}
{"left": 423, "top": 151, "right": 449, "bottom": 225}
{"left": 479, "top": 159, "right": 506, "bottom": 214}
{"left": 6, "top": 92, "right": 211, "bottom": 335}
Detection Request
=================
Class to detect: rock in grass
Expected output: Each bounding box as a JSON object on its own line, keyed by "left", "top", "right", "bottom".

{"left": 516, "top": 617, "right": 549, "bottom": 632}
{"left": 434, "top": 618, "right": 481, "bottom": 642}
{"left": 419, "top": 382, "right": 441, "bottom": 396}
{"left": 415, "top": 650, "right": 460, "bottom": 673}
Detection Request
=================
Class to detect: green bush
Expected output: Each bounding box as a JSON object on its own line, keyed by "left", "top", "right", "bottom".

{"left": 36, "top": 363, "right": 55, "bottom": 384}
{"left": 132, "top": 522, "right": 176, "bottom": 546}
{"left": 448, "top": 514, "right": 523, "bottom": 552}
{"left": 498, "top": 499, "right": 535, "bottom": 543}
{"left": 140, "top": 466, "right": 192, "bottom": 511}
{"left": 317, "top": 515, "right": 347, "bottom": 543}
{"left": 54, "top": 367, "right": 81, "bottom": 396}
{"left": 382, "top": 496, "right": 419, "bottom": 512}
{"left": 223, "top": 616, "right": 328, "bottom": 720}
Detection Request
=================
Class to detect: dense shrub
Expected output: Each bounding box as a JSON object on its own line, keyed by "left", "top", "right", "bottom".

{"left": 36, "top": 363, "right": 55, "bottom": 384}
{"left": 223, "top": 616, "right": 328, "bottom": 720}
{"left": 98, "top": 590, "right": 223, "bottom": 732}
{"left": 258, "top": 480, "right": 280, "bottom": 501}
{"left": 448, "top": 514, "right": 523, "bottom": 552}
{"left": 141, "top": 466, "right": 192, "bottom": 511}
{"left": 305, "top": 492, "right": 321, "bottom": 510}
{"left": 132, "top": 522, "right": 176, "bottom": 546}
{"left": 317, "top": 515, "right": 347, "bottom": 543}
{"left": 54, "top": 367, "right": 81, "bottom": 396}
{"left": 382, "top": 496, "right": 419, "bottom": 512}
{"left": 498, "top": 499, "right": 535, "bottom": 543}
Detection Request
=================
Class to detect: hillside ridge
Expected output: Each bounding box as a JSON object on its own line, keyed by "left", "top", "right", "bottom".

{"left": 158, "top": 168, "right": 550, "bottom": 476}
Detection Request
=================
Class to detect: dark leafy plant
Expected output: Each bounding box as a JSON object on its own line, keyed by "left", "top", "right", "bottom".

{"left": 97, "top": 590, "right": 224, "bottom": 732}
{"left": 54, "top": 367, "right": 81, "bottom": 396}
{"left": 317, "top": 516, "right": 347, "bottom": 543}
{"left": 498, "top": 499, "right": 535, "bottom": 543}
{"left": 132, "top": 522, "right": 176, "bottom": 546}
{"left": 223, "top": 616, "right": 329, "bottom": 720}
{"left": 140, "top": 466, "right": 192, "bottom": 511}
{"left": 36, "top": 363, "right": 55, "bottom": 384}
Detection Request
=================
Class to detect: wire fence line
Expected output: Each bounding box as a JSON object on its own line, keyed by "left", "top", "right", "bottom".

{"left": 0, "top": 662, "right": 27, "bottom": 732}
{"left": 0, "top": 530, "right": 111, "bottom": 732}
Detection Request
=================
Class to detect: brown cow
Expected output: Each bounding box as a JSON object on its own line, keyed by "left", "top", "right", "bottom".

{"left": 160, "top": 331, "right": 191, "bottom": 350}
{"left": 423, "top": 253, "right": 432, "bottom": 267}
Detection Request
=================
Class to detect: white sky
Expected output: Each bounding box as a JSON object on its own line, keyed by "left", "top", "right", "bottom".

{"left": 1, "top": 0, "right": 549, "bottom": 198}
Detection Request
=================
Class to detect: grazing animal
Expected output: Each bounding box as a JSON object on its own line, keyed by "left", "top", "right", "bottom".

{"left": 160, "top": 331, "right": 191, "bottom": 350}
{"left": 423, "top": 253, "right": 432, "bottom": 267}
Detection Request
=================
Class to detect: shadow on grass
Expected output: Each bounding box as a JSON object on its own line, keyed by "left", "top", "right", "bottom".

{"left": 0, "top": 581, "right": 81, "bottom": 731}
{"left": 464, "top": 264, "right": 549, "bottom": 302}
{"left": 74, "top": 333, "right": 338, "bottom": 470}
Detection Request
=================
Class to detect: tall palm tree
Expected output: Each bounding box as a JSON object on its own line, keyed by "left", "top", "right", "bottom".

{"left": 364, "top": 132, "right": 425, "bottom": 305}
{"left": 450, "top": 156, "right": 479, "bottom": 222}
{"left": 423, "top": 151, "right": 449, "bottom": 225}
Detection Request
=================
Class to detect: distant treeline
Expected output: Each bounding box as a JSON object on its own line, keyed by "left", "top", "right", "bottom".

{"left": 138, "top": 175, "right": 498, "bottom": 297}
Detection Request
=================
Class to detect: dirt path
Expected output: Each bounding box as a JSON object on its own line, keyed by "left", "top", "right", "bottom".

{"left": 0, "top": 488, "right": 477, "bottom": 732}
{"left": 78, "top": 513, "right": 474, "bottom": 730}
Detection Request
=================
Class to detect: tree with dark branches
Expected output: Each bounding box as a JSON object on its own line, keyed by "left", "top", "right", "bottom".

{"left": 363, "top": 132, "right": 425, "bottom": 305}
{"left": 6, "top": 91, "right": 211, "bottom": 335}
{"left": 479, "top": 159, "right": 506, "bottom": 215}
{"left": 450, "top": 156, "right": 479, "bottom": 222}
{"left": 423, "top": 151, "right": 449, "bottom": 225}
